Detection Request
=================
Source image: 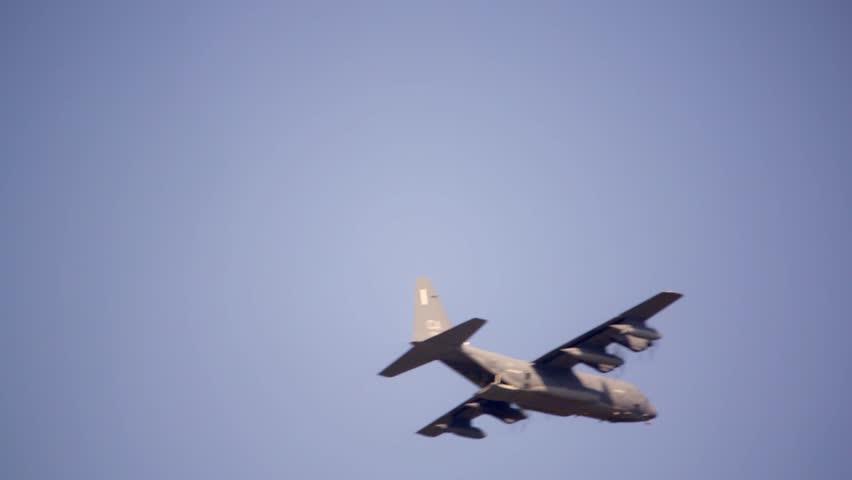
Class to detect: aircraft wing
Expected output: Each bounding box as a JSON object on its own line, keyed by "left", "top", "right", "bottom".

{"left": 533, "top": 291, "right": 682, "bottom": 372}
{"left": 417, "top": 395, "right": 527, "bottom": 439}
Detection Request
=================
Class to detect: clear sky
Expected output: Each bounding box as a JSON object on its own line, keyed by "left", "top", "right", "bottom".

{"left": 2, "top": 2, "right": 851, "bottom": 479}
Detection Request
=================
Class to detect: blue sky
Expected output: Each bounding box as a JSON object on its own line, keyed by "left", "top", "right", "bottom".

{"left": 2, "top": 2, "right": 851, "bottom": 479}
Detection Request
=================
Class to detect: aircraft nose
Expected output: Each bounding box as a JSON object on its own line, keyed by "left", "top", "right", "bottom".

{"left": 645, "top": 404, "right": 657, "bottom": 419}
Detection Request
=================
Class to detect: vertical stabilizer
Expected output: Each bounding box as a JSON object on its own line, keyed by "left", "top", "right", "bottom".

{"left": 413, "top": 278, "right": 452, "bottom": 342}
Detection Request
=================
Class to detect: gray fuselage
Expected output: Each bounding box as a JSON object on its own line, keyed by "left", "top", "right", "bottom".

{"left": 447, "top": 344, "right": 657, "bottom": 423}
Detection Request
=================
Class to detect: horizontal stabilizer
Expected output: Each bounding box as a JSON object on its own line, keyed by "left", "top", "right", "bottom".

{"left": 379, "top": 318, "right": 486, "bottom": 377}
{"left": 378, "top": 344, "right": 435, "bottom": 378}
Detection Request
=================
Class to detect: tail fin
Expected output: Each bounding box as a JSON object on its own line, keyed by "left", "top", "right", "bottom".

{"left": 413, "top": 277, "right": 452, "bottom": 342}
{"left": 379, "top": 318, "right": 486, "bottom": 377}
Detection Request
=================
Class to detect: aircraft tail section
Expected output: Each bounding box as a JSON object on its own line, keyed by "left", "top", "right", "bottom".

{"left": 379, "top": 318, "right": 486, "bottom": 377}
{"left": 413, "top": 277, "right": 452, "bottom": 342}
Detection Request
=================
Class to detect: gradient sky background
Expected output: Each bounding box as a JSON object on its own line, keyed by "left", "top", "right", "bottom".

{"left": 2, "top": 2, "right": 851, "bottom": 479}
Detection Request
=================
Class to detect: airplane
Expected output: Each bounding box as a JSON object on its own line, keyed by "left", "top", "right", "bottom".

{"left": 379, "top": 278, "right": 683, "bottom": 439}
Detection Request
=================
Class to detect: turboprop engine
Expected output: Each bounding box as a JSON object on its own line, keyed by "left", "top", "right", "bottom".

{"left": 560, "top": 347, "right": 624, "bottom": 373}
{"left": 608, "top": 324, "right": 661, "bottom": 352}
{"left": 467, "top": 399, "right": 527, "bottom": 424}
{"left": 608, "top": 324, "right": 661, "bottom": 341}
{"left": 444, "top": 421, "right": 486, "bottom": 439}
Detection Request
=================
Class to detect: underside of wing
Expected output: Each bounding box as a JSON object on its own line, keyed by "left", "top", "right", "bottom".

{"left": 417, "top": 396, "right": 527, "bottom": 439}
{"left": 534, "top": 291, "right": 683, "bottom": 372}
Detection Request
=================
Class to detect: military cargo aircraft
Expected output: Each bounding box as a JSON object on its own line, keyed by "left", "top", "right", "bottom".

{"left": 379, "top": 278, "right": 682, "bottom": 439}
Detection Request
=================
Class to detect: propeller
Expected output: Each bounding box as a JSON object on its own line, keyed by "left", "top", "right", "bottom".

{"left": 610, "top": 344, "right": 627, "bottom": 378}
{"left": 637, "top": 340, "right": 659, "bottom": 362}
{"left": 601, "top": 379, "right": 614, "bottom": 404}
{"left": 610, "top": 339, "right": 661, "bottom": 377}
{"left": 509, "top": 406, "right": 530, "bottom": 434}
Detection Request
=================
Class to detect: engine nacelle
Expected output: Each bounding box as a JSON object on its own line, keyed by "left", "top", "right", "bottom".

{"left": 613, "top": 333, "right": 652, "bottom": 352}
{"left": 560, "top": 347, "right": 624, "bottom": 372}
{"left": 609, "top": 323, "right": 662, "bottom": 341}
{"left": 477, "top": 399, "right": 527, "bottom": 424}
{"left": 444, "top": 424, "right": 486, "bottom": 439}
